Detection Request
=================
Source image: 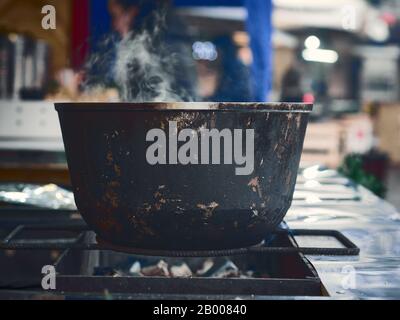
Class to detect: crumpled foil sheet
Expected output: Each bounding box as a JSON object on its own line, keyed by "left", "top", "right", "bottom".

{"left": 0, "top": 183, "right": 77, "bottom": 210}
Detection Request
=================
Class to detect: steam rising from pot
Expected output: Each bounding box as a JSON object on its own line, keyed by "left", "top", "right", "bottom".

{"left": 84, "top": 5, "right": 194, "bottom": 102}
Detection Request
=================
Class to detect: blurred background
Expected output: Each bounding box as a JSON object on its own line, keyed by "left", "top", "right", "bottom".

{"left": 0, "top": 0, "right": 399, "bottom": 208}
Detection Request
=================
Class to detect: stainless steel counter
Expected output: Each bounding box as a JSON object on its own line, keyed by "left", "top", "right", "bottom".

{"left": 288, "top": 166, "right": 400, "bottom": 299}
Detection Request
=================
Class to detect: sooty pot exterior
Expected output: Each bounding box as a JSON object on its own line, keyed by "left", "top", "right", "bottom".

{"left": 55, "top": 102, "right": 312, "bottom": 250}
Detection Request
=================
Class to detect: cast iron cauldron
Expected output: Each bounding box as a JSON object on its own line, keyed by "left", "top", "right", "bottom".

{"left": 55, "top": 102, "right": 312, "bottom": 250}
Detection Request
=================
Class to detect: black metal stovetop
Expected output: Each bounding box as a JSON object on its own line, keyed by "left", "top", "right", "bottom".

{"left": 0, "top": 207, "right": 359, "bottom": 299}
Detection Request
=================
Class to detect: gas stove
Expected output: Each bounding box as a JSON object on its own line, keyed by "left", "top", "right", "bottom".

{"left": 0, "top": 206, "right": 359, "bottom": 300}
{"left": 1, "top": 167, "right": 400, "bottom": 299}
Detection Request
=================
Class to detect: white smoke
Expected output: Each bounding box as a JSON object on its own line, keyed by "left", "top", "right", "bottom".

{"left": 114, "top": 30, "right": 188, "bottom": 102}
{"left": 85, "top": 8, "right": 194, "bottom": 102}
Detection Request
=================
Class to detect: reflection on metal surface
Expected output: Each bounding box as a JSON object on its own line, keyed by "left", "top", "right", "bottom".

{"left": 0, "top": 183, "right": 76, "bottom": 210}
{"left": 288, "top": 168, "right": 400, "bottom": 298}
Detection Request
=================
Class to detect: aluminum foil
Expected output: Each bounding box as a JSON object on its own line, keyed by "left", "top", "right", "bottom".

{"left": 0, "top": 183, "right": 77, "bottom": 210}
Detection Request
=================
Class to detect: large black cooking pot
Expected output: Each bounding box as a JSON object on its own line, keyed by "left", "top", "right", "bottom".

{"left": 55, "top": 102, "right": 312, "bottom": 250}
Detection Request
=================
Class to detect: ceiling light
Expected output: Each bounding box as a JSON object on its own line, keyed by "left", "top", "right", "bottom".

{"left": 302, "top": 48, "right": 338, "bottom": 64}
{"left": 304, "top": 36, "right": 321, "bottom": 50}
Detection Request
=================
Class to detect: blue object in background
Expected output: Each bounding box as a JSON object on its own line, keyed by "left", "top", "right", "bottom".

{"left": 174, "top": 0, "right": 243, "bottom": 6}
{"left": 89, "top": 0, "right": 273, "bottom": 101}
{"left": 89, "top": 0, "right": 111, "bottom": 46}
{"left": 244, "top": 0, "right": 273, "bottom": 101}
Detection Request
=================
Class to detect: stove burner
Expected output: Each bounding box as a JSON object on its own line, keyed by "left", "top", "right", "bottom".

{"left": 0, "top": 223, "right": 359, "bottom": 257}
{"left": 95, "top": 229, "right": 359, "bottom": 257}
{"left": 0, "top": 209, "right": 360, "bottom": 298}
{"left": 95, "top": 235, "right": 265, "bottom": 257}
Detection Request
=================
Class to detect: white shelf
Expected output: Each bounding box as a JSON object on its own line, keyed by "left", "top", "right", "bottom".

{"left": 0, "top": 100, "right": 64, "bottom": 151}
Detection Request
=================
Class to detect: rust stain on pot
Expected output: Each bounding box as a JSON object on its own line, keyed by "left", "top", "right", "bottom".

{"left": 141, "top": 203, "right": 152, "bottom": 213}
{"left": 97, "top": 215, "right": 123, "bottom": 234}
{"left": 104, "top": 188, "right": 119, "bottom": 208}
{"left": 246, "top": 116, "right": 252, "bottom": 126}
{"left": 106, "top": 151, "right": 113, "bottom": 164}
{"left": 95, "top": 201, "right": 123, "bottom": 234}
{"left": 284, "top": 113, "right": 294, "bottom": 140}
{"left": 197, "top": 202, "right": 219, "bottom": 218}
{"left": 285, "top": 171, "right": 292, "bottom": 187}
{"left": 273, "top": 143, "right": 287, "bottom": 160}
{"left": 247, "top": 177, "right": 259, "bottom": 192}
{"left": 129, "top": 215, "right": 156, "bottom": 236}
{"left": 153, "top": 191, "right": 167, "bottom": 211}
{"left": 247, "top": 176, "right": 262, "bottom": 197}
{"left": 108, "top": 181, "right": 120, "bottom": 188}
{"left": 296, "top": 113, "right": 301, "bottom": 129}
{"left": 154, "top": 191, "right": 162, "bottom": 198}
{"left": 114, "top": 164, "right": 121, "bottom": 177}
